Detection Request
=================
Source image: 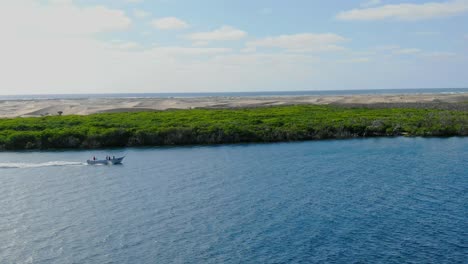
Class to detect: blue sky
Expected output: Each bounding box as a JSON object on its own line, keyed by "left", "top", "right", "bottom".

{"left": 1, "top": 0, "right": 467, "bottom": 94}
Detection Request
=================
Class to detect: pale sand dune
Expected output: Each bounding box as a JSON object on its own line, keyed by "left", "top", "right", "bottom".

{"left": 0, "top": 93, "right": 466, "bottom": 118}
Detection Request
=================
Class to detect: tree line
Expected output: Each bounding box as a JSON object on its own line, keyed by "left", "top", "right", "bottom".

{"left": 0, "top": 105, "right": 466, "bottom": 150}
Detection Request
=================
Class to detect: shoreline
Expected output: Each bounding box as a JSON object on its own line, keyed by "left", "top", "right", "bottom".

{"left": 0, "top": 93, "right": 466, "bottom": 118}
{"left": 0, "top": 136, "right": 465, "bottom": 153}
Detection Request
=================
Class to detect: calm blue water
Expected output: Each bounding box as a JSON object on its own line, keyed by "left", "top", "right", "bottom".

{"left": 0, "top": 138, "right": 467, "bottom": 263}
{"left": 1, "top": 88, "right": 467, "bottom": 100}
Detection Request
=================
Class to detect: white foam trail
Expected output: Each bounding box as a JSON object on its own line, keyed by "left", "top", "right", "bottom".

{"left": 0, "top": 161, "right": 87, "bottom": 169}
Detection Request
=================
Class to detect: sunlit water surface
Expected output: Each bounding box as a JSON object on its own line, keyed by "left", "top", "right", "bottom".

{"left": 0, "top": 138, "right": 466, "bottom": 263}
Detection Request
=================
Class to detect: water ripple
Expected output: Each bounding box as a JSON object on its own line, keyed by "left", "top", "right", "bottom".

{"left": 0, "top": 138, "right": 466, "bottom": 263}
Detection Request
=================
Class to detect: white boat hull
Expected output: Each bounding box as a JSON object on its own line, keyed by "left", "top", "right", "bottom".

{"left": 87, "top": 156, "right": 124, "bottom": 165}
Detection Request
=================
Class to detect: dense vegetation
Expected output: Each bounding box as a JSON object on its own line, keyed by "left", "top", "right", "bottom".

{"left": 0, "top": 105, "right": 466, "bottom": 150}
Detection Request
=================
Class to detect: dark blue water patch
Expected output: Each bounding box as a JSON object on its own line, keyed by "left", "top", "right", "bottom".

{"left": 0, "top": 88, "right": 467, "bottom": 100}
{"left": 0, "top": 137, "right": 466, "bottom": 263}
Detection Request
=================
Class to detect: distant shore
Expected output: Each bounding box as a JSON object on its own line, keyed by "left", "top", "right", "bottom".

{"left": 0, "top": 93, "right": 467, "bottom": 118}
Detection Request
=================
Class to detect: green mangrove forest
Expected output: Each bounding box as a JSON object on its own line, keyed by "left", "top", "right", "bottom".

{"left": 0, "top": 105, "right": 466, "bottom": 150}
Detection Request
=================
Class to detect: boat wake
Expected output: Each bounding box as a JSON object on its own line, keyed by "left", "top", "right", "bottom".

{"left": 0, "top": 161, "right": 87, "bottom": 169}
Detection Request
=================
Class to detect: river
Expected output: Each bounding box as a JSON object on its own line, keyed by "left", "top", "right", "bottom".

{"left": 0, "top": 137, "right": 466, "bottom": 263}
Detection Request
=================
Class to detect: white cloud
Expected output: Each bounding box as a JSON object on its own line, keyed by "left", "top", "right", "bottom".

{"left": 370, "top": 45, "right": 457, "bottom": 59}
{"left": 361, "top": 0, "right": 382, "bottom": 8}
{"left": 336, "top": 0, "right": 468, "bottom": 21}
{"left": 105, "top": 40, "right": 142, "bottom": 50}
{"left": 422, "top": 51, "right": 457, "bottom": 58}
{"left": 186, "top": 26, "right": 247, "bottom": 42}
{"left": 0, "top": 1, "right": 238, "bottom": 94}
{"left": 371, "top": 45, "right": 422, "bottom": 55}
{"left": 0, "top": 1, "right": 131, "bottom": 36}
{"left": 133, "top": 9, "right": 150, "bottom": 19}
{"left": 1, "top": 1, "right": 465, "bottom": 94}
{"left": 49, "top": 0, "right": 74, "bottom": 4}
{"left": 148, "top": 47, "right": 232, "bottom": 57}
{"left": 245, "top": 33, "right": 348, "bottom": 53}
{"left": 192, "top": 41, "right": 210, "bottom": 47}
{"left": 0, "top": 2, "right": 132, "bottom": 93}
{"left": 394, "top": 48, "right": 422, "bottom": 55}
{"left": 151, "top": 17, "right": 189, "bottom": 30}
{"left": 340, "top": 57, "right": 372, "bottom": 63}
{"left": 125, "top": 0, "right": 143, "bottom": 3}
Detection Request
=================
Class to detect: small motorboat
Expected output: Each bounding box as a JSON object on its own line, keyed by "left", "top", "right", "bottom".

{"left": 87, "top": 156, "right": 125, "bottom": 165}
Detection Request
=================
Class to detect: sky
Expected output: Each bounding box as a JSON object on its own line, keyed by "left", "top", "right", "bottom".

{"left": 1, "top": 0, "right": 468, "bottom": 94}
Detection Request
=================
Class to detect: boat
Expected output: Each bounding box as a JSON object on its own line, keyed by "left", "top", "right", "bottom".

{"left": 87, "top": 156, "right": 125, "bottom": 165}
